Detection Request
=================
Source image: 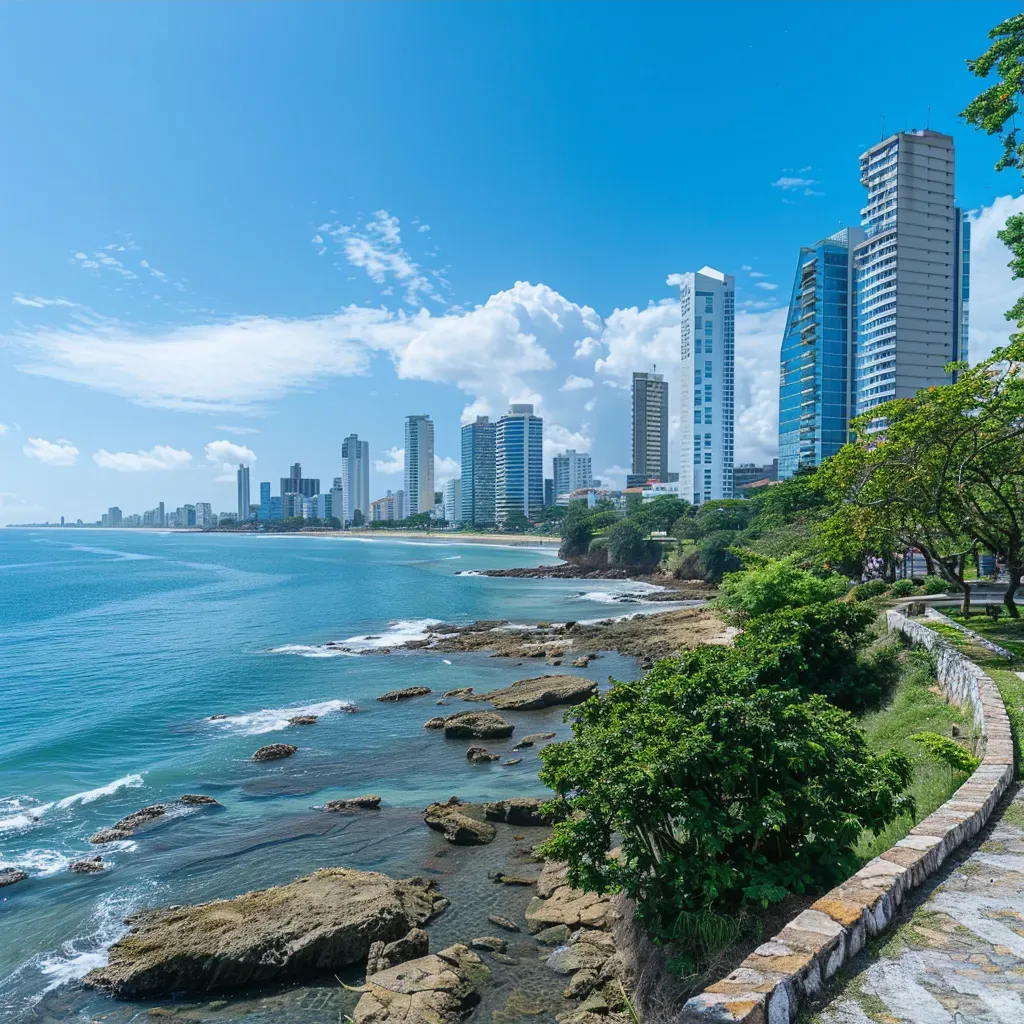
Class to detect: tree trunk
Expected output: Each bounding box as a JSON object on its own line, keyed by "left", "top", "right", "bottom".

{"left": 1005, "top": 566, "right": 1022, "bottom": 619}
{"left": 923, "top": 549, "right": 935, "bottom": 576}
{"left": 961, "top": 578, "right": 972, "bottom": 619}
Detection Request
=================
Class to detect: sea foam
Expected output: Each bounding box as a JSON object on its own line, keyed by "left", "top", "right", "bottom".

{"left": 271, "top": 618, "right": 442, "bottom": 658}
{"left": 0, "top": 774, "right": 144, "bottom": 834}
{"left": 207, "top": 698, "right": 355, "bottom": 736}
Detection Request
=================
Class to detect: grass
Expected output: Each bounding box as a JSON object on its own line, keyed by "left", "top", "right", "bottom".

{"left": 929, "top": 611, "right": 1024, "bottom": 776}
{"left": 855, "top": 646, "right": 975, "bottom": 861}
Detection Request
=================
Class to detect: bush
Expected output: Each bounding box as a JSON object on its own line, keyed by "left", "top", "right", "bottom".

{"left": 698, "top": 530, "right": 743, "bottom": 583}
{"left": 921, "top": 575, "right": 954, "bottom": 595}
{"left": 911, "top": 732, "right": 980, "bottom": 774}
{"left": 606, "top": 518, "right": 653, "bottom": 566}
{"left": 539, "top": 650, "right": 914, "bottom": 973}
{"left": 736, "top": 601, "right": 900, "bottom": 712}
{"left": 718, "top": 557, "right": 849, "bottom": 620}
{"left": 851, "top": 579, "right": 889, "bottom": 602}
{"left": 889, "top": 579, "right": 917, "bottom": 598}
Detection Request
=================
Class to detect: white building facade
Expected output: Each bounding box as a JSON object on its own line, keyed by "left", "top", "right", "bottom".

{"left": 443, "top": 478, "right": 462, "bottom": 523}
{"left": 552, "top": 449, "right": 593, "bottom": 501}
{"left": 236, "top": 465, "right": 250, "bottom": 520}
{"left": 853, "top": 130, "right": 969, "bottom": 420}
{"left": 679, "top": 267, "right": 735, "bottom": 505}
{"left": 495, "top": 404, "right": 543, "bottom": 525}
{"left": 404, "top": 415, "right": 435, "bottom": 517}
{"left": 341, "top": 434, "right": 370, "bottom": 524}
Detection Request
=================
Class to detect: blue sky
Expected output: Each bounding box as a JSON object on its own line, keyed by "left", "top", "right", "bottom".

{"left": 2, "top": 1, "right": 1022, "bottom": 523}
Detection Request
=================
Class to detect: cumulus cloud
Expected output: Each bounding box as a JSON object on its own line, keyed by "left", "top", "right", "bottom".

{"left": 435, "top": 454, "right": 460, "bottom": 480}
{"left": 205, "top": 440, "right": 256, "bottom": 466}
{"left": 375, "top": 446, "right": 404, "bottom": 474}
{"left": 966, "top": 194, "right": 1024, "bottom": 364}
{"left": 599, "top": 465, "right": 631, "bottom": 490}
{"left": 23, "top": 436, "right": 78, "bottom": 465}
{"left": 93, "top": 445, "right": 192, "bottom": 472}
{"left": 560, "top": 375, "right": 594, "bottom": 391}
{"left": 665, "top": 273, "right": 685, "bottom": 288}
{"left": 543, "top": 422, "right": 592, "bottom": 465}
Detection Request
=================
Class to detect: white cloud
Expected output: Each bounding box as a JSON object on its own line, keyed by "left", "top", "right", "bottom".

{"left": 23, "top": 436, "right": 78, "bottom": 466}
{"left": 755, "top": 282, "right": 778, "bottom": 291}
{"left": 139, "top": 259, "right": 169, "bottom": 283}
{"left": 215, "top": 424, "right": 261, "bottom": 435}
{"left": 593, "top": 300, "right": 679, "bottom": 381}
{"left": 772, "top": 176, "right": 818, "bottom": 190}
{"left": 13, "top": 294, "right": 76, "bottom": 308}
{"left": 375, "top": 446, "right": 404, "bottom": 474}
{"left": 417, "top": 224, "right": 431, "bottom": 233}
{"left": 741, "top": 265, "right": 753, "bottom": 272}
{"left": 435, "top": 454, "right": 459, "bottom": 480}
{"left": 734, "top": 306, "right": 788, "bottom": 465}
{"left": 0, "top": 423, "right": 8, "bottom": 434}
{"left": 665, "top": 273, "right": 685, "bottom": 287}
{"left": 584, "top": 398, "right": 596, "bottom": 413}
{"left": 93, "top": 445, "right": 192, "bottom": 472}
{"left": 748, "top": 271, "right": 766, "bottom": 279}
{"left": 560, "top": 374, "right": 594, "bottom": 391}
{"left": 598, "top": 465, "right": 631, "bottom": 490}
{"left": 205, "top": 440, "right": 256, "bottom": 466}
{"left": 966, "top": 194, "right": 1024, "bottom": 364}
{"left": 543, "top": 422, "right": 592, "bottom": 464}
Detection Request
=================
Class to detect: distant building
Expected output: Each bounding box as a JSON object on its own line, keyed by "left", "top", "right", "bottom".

{"left": 218, "top": 512, "right": 238, "bottom": 525}
{"left": 853, "top": 130, "right": 970, "bottom": 423}
{"left": 123, "top": 513, "right": 141, "bottom": 527}
{"left": 371, "top": 489, "right": 405, "bottom": 522}
{"left": 443, "top": 478, "right": 462, "bottom": 523}
{"left": 195, "top": 502, "right": 214, "bottom": 527}
{"left": 282, "top": 492, "right": 303, "bottom": 519}
{"left": 679, "top": 266, "right": 736, "bottom": 505}
{"left": 631, "top": 371, "right": 668, "bottom": 489}
{"left": 734, "top": 460, "right": 780, "bottom": 491}
{"left": 269, "top": 496, "right": 283, "bottom": 521}
{"left": 405, "top": 415, "right": 435, "bottom": 517}
{"left": 341, "top": 434, "right": 370, "bottom": 524}
{"left": 258, "top": 482, "right": 271, "bottom": 522}
{"left": 461, "top": 415, "right": 496, "bottom": 526}
{"left": 280, "top": 463, "right": 320, "bottom": 501}
{"left": 183, "top": 504, "right": 197, "bottom": 527}
{"left": 329, "top": 478, "right": 345, "bottom": 526}
{"left": 237, "top": 465, "right": 250, "bottom": 521}
{"left": 552, "top": 449, "right": 592, "bottom": 501}
{"left": 496, "top": 404, "right": 543, "bottom": 525}
{"left": 314, "top": 493, "right": 333, "bottom": 520}
{"left": 544, "top": 478, "right": 554, "bottom": 507}
{"left": 107, "top": 506, "right": 122, "bottom": 528}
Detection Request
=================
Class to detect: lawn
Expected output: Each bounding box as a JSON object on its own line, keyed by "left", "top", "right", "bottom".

{"left": 855, "top": 645, "right": 975, "bottom": 861}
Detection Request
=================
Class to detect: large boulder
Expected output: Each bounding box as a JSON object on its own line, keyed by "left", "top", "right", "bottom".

{"left": 0, "top": 868, "right": 28, "bottom": 887}
{"left": 90, "top": 798, "right": 218, "bottom": 843}
{"left": 423, "top": 798, "right": 496, "bottom": 845}
{"left": 366, "top": 927, "right": 429, "bottom": 976}
{"left": 442, "top": 711, "right": 514, "bottom": 739}
{"left": 354, "top": 944, "right": 490, "bottom": 1024}
{"left": 467, "top": 675, "right": 596, "bottom": 711}
{"left": 252, "top": 743, "right": 297, "bottom": 761}
{"left": 83, "top": 868, "right": 448, "bottom": 999}
{"left": 483, "top": 797, "right": 565, "bottom": 827}
{"left": 377, "top": 687, "right": 431, "bottom": 702}
{"left": 524, "top": 862, "right": 616, "bottom": 934}
{"left": 324, "top": 795, "right": 382, "bottom": 813}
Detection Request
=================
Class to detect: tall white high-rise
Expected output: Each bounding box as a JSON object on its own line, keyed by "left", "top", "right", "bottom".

{"left": 341, "top": 434, "right": 370, "bottom": 524}
{"left": 679, "top": 267, "right": 735, "bottom": 505}
{"left": 854, "top": 130, "right": 969, "bottom": 420}
{"left": 443, "top": 477, "right": 462, "bottom": 523}
{"left": 552, "top": 449, "right": 593, "bottom": 500}
{"left": 237, "top": 464, "right": 250, "bottom": 520}
{"left": 496, "top": 404, "right": 544, "bottom": 525}
{"left": 404, "top": 415, "right": 435, "bottom": 516}
{"left": 329, "top": 477, "right": 345, "bottom": 527}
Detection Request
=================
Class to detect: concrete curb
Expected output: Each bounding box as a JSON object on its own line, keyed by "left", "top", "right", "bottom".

{"left": 680, "top": 610, "right": 1014, "bottom": 1024}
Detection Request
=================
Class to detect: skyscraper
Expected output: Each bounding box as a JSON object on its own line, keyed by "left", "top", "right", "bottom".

{"left": 341, "top": 434, "right": 370, "bottom": 525}
{"left": 258, "top": 482, "right": 271, "bottom": 521}
{"left": 443, "top": 478, "right": 462, "bottom": 523}
{"left": 195, "top": 502, "right": 213, "bottom": 527}
{"left": 778, "top": 228, "right": 863, "bottom": 479}
{"left": 679, "top": 267, "right": 735, "bottom": 505}
{"left": 461, "top": 415, "right": 496, "bottom": 526}
{"left": 107, "top": 506, "right": 123, "bottom": 528}
{"left": 404, "top": 415, "right": 435, "bottom": 516}
{"left": 496, "top": 404, "right": 543, "bottom": 525}
{"left": 280, "top": 463, "right": 320, "bottom": 500}
{"left": 329, "top": 477, "right": 345, "bottom": 526}
{"left": 853, "top": 130, "right": 969, "bottom": 421}
{"left": 629, "top": 371, "right": 669, "bottom": 487}
{"left": 552, "top": 449, "right": 593, "bottom": 500}
{"left": 237, "top": 465, "right": 250, "bottom": 520}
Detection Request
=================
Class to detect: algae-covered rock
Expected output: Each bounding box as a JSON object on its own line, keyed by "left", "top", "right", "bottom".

{"left": 467, "top": 675, "right": 596, "bottom": 711}
{"left": 442, "top": 711, "right": 514, "bottom": 739}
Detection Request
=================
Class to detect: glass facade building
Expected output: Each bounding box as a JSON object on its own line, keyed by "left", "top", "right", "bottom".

{"left": 461, "top": 415, "right": 496, "bottom": 525}
{"left": 778, "top": 228, "right": 862, "bottom": 479}
{"left": 404, "top": 415, "right": 435, "bottom": 517}
{"left": 495, "top": 404, "right": 544, "bottom": 525}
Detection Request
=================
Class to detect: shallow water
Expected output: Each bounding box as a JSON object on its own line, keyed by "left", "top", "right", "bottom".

{"left": 0, "top": 530, "right": 645, "bottom": 1021}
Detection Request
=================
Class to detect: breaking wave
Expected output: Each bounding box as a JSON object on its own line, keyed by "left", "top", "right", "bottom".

{"left": 206, "top": 699, "right": 355, "bottom": 736}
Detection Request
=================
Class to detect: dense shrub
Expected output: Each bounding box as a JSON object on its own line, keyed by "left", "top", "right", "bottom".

{"left": 606, "top": 518, "right": 654, "bottom": 566}
{"left": 736, "top": 602, "right": 900, "bottom": 712}
{"left": 889, "top": 579, "right": 917, "bottom": 598}
{"left": 698, "top": 530, "right": 743, "bottom": 582}
{"left": 718, "top": 557, "right": 849, "bottom": 620}
{"left": 539, "top": 650, "right": 914, "bottom": 973}
{"left": 921, "top": 575, "right": 955, "bottom": 595}
{"left": 851, "top": 579, "right": 889, "bottom": 601}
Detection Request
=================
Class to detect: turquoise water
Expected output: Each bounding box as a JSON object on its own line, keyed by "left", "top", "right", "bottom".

{"left": 0, "top": 530, "right": 651, "bottom": 1022}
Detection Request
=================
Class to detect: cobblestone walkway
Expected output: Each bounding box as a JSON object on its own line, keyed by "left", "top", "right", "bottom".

{"left": 812, "top": 792, "right": 1024, "bottom": 1024}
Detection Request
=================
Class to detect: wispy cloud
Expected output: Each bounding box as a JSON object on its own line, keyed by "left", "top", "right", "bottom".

{"left": 772, "top": 176, "right": 817, "bottom": 190}
{"left": 139, "top": 259, "right": 168, "bottom": 283}
{"left": 435, "top": 454, "right": 459, "bottom": 479}
{"left": 755, "top": 282, "right": 778, "bottom": 291}
{"left": 93, "top": 445, "right": 192, "bottom": 472}
{"left": 748, "top": 271, "right": 766, "bottom": 279}
{"left": 23, "top": 436, "right": 78, "bottom": 466}
{"left": 374, "top": 446, "right": 404, "bottom": 474}
{"left": 560, "top": 374, "right": 594, "bottom": 391}
{"left": 215, "top": 424, "right": 261, "bottom": 436}
{"left": 13, "top": 294, "right": 77, "bottom": 309}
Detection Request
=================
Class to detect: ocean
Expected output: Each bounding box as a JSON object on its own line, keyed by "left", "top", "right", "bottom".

{"left": 0, "top": 529, "right": 658, "bottom": 1022}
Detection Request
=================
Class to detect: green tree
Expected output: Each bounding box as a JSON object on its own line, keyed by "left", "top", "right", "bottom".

{"left": 641, "top": 494, "right": 691, "bottom": 532}
{"left": 351, "top": 508, "right": 365, "bottom": 527}
{"left": 559, "top": 502, "right": 594, "bottom": 559}
{"left": 605, "top": 518, "right": 650, "bottom": 566}
{"left": 718, "top": 556, "right": 849, "bottom": 621}
{"left": 501, "top": 509, "right": 531, "bottom": 534}
{"left": 693, "top": 498, "right": 756, "bottom": 537}
{"left": 540, "top": 650, "right": 913, "bottom": 970}
{"left": 697, "top": 530, "right": 742, "bottom": 582}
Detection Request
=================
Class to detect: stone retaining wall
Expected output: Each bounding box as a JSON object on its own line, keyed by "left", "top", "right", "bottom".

{"left": 680, "top": 610, "right": 1014, "bottom": 1024}
{"left": 923, "top": 605, "right": 1016, "bottom": 661}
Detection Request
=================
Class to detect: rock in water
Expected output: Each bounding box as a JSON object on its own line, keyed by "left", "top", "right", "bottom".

{"left": 324, "top": 795, "right": 382, "bottom": 812}
{"left": 467, "top": 675, "right": 597, "bottom": 711}
{"left": 70, "top": 856, "right": 105, "bottom": 874}
{"left": 423, "top": 716, "right": 447, "bottom": 730}
{"left": 251, "top": 743, "right": 298, "bottom": 761}
{"left": 88, "top": 804, "right": 168, "bottom": 844}
{"left": 513, "top": 732, "right": 557, "bottom": 750}
{"left": 443, "top": 687, "right": 473, "bottom": 698}
{"left": 178, "top": 794, "right": 219, "bottom": 806}
{"left": 376, "top": 686, "right": 431, "bottom": 702}
{"left": 354, "top": 944, "right": 490, "bottom": 1024}
{"left": 466, "top": 746, "right": 499, "bottom": 763}
{"left": 487, "top": 914, "right": 520, "bottom": 933}
{"left": 423, "top": 799, "right": 497, "bottom": 845}
{"left": 288, "top": 715, "right": 318, "bottom": 725}
{"left": 469, "top": 936, "right": 507, "bottom": 952}
{"left": 83, "top": 868, "right": 448, "bottom": 999}
{"left": 0, "top": 868, "right": 28, "bottom": 887}
{"left": 366, "top": 927, "right": 429, "bottom": 976}
{"left": 484, "top": 797, "right": 565, "bottom": 827}
{"left": 503, "top": 758, "right": 523, "bottom": 767}
{"left": 442, "top": 711, "right": 514, "bottom": 739}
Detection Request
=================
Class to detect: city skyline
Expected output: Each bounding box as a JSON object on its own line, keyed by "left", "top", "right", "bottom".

{"left": 2, "top": 3, "right": 1022, "bottom": 525}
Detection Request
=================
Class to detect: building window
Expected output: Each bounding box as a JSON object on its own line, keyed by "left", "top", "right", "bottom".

{"left": 704, "top": 409, "right": 712, "bottom": 424}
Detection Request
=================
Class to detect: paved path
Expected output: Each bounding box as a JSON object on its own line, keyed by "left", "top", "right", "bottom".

{"left": 811, "top": 791, "right": 1024, "bottom": 1024}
